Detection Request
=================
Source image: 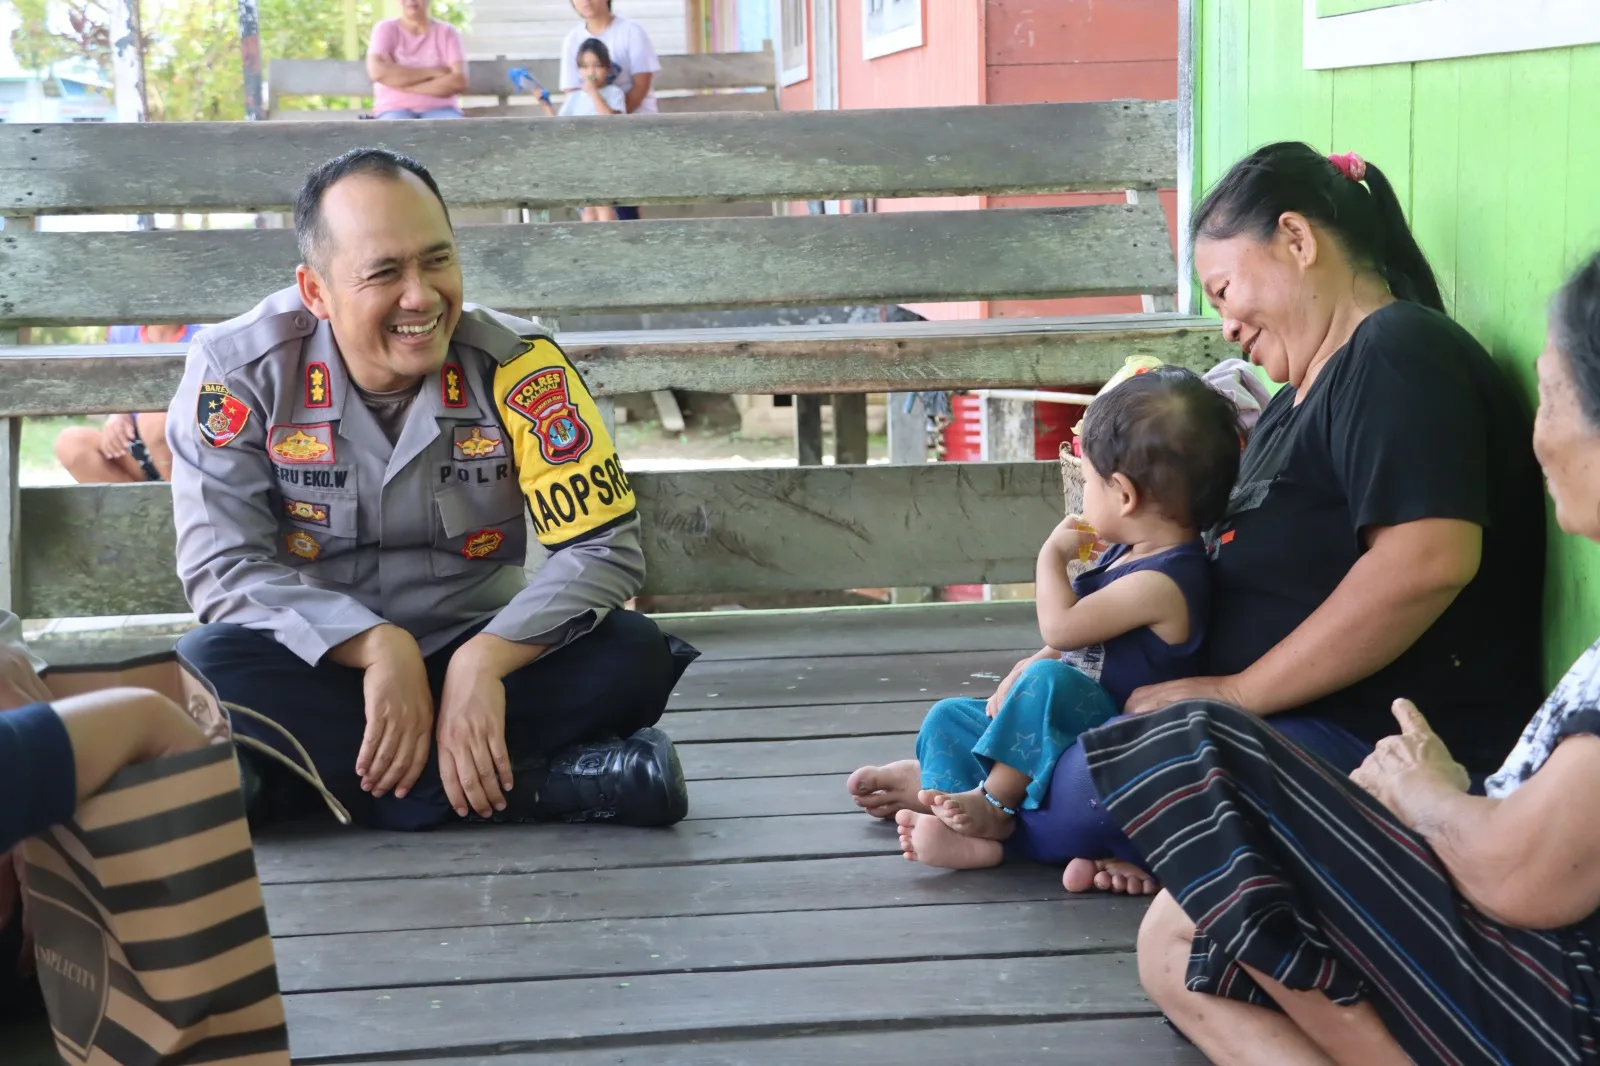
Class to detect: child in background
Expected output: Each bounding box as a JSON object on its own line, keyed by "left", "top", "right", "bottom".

{"left": 871, "top": 368, "right": 1243, "bottom": 870}
{"left": 522, "top": 39, "right": 626, "bottom": 222}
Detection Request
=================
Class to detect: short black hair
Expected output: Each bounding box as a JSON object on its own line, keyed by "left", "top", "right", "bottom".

{"left": 1554, "top": 251, "right": 1600, "bottom": 427}
{"left": 1080, "top": 366, "right": 1243, "bottom": 530}
{"left": 293, "top": 148, "right": 452, "bottom": 271}
{"left": 576, "top": 36, "right": 613, "bottom": 70}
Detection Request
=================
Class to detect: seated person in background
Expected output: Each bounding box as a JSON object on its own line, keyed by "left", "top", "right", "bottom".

{"left": 366, "top": 0, "right": 467, "bottom": 120}
{"left": 53, "top": 324, "right": 201, "bottom": 484}
{"left": 866, "top": 369, "right": 1243, "bottom": 870}
{"left": 533, "top": 39, "right": 626, "bottom": 222}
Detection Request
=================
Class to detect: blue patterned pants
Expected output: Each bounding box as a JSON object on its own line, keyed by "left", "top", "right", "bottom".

{"left": 916, "top": 658, "right": 1117, "bottom": 809}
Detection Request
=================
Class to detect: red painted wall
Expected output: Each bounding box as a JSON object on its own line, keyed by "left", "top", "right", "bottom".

{"left": 984, "top": 0, "right": 1179, "bottom": 317}
{"left": 771, "top": 0, "right": 1179, "bottom": 321}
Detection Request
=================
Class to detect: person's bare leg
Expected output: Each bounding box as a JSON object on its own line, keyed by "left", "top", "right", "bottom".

{"left": 1139, "top": 890, "right": 1338, "bottom": 1065}
{"left": 592, "top": 205, "right": 618, "bottom": 221}
{"left": 847, "top": 759, "right": 931, "bottom": 818}
{"left": 1141, "top": 891, "right": 1409, "bottom": 1066}
{"left": 921, "top": 761, "right": 1026, "bottom": 840}
{"left": 53, "top": 427, "right": 142, "bottom": 484}
{"left": 894, "top": 809, "right": 1003, "bottom": 869}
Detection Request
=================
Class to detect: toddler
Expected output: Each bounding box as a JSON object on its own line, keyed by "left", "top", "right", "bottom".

{"left": 861, "top": 367, "right": 1243, "bottom": 869}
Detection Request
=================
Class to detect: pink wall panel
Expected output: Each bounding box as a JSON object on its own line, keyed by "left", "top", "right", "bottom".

{"left": 986, "top": 59, "right": 1175, "bottom": 103}
{"left": 837, "top": 0, "right": 985, "bottom": 111}
{"left": 985, "top": 0, "right": 1178, "bottom": 65}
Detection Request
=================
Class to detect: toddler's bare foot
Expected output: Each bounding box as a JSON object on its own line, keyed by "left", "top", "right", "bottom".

{"left": 848, "top": 760, "right": 929, "bottom": 818}
{"left": 894, "top": 810, "right": 1004, "bottom": 870}
{"left": 1062, "top": 857, "right": 1158, "bottom": 895}
{"left": 919, "top": 788, "right": 1016, "bottom": 841}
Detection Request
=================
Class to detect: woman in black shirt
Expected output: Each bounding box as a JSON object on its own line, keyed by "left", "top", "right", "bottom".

{"left": 1023, "top": 143, "right": 1546, "bottom": 896}
{"left": 1124, "top": 144, "right": 1544, "bottom": 776}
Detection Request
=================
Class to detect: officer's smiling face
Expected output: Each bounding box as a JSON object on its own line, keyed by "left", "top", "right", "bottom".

{"left": 296, "top": 170, "right": 463, "bottom": 392}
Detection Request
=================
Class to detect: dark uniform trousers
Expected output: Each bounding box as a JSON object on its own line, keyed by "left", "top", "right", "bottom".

{"left": 177, "top": 611, "right": 697, "bottom": 831}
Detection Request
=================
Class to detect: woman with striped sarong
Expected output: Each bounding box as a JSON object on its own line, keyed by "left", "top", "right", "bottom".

{"left": 1085, "top": 254, "right": 1600, "bottom": 1064}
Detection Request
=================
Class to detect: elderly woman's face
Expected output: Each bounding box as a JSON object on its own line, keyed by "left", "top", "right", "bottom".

{"left": 399, "top": 0, "right": 428, "bottom": 19}
{"left": 1534, "top": 341, "right": 1600, "bottom": 539}
{"left": 1195, "top": 223, "right": 1318, "bottom": 388}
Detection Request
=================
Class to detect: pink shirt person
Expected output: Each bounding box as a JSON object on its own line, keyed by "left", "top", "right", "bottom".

{"left": 366, "top": 6, "right": 468, "bottom": 119}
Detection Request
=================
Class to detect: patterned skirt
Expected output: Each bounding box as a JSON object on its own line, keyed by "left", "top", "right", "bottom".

{"left": 1081, "top": 701, "right": 1600, "bottom": 1065}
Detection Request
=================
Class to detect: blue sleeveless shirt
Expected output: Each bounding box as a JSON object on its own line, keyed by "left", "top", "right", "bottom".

{"left": 1059, "top": 540, "right": 1211, "bottom": 711}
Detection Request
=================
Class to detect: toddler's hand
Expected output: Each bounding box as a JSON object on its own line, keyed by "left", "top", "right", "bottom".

{"left": 1046, "top": 515, "right": 1105, "bottom": 563}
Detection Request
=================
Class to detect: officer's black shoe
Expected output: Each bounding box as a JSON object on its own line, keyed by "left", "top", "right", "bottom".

{"left": 526, "top": 727, "right": 689, "bottom": 827}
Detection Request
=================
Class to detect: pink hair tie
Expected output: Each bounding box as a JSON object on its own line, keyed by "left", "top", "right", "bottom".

{"left": 1328, "top": 152, "right": 1367, "bottom": 183}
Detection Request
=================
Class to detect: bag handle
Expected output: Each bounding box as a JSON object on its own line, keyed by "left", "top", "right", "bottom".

{"left": 219, "top": 700, "right": 353, "bottom": 826}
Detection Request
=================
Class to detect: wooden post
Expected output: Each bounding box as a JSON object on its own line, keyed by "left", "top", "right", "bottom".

{"left": 0, "top": 215, "right": 32, "bottom": 616}
{"left": 342, "top": 0, "right": 359, "bottom": 60}
{"left": 832, "top": 393, "right": 868, "bottom": 465}
{"left": 795, "top": 396, "right": 824, "bottom": 466}
{"left": 110, "top": 0, "right": 148, "bottom": 125}
{"left": 239, "top": 0, "right": 265, "bottom": 121}
{"left": 984, "top": 397, "right": 1033, "bottom": 463}
{"left": 887, "top": 393, "right": 926, "bottom": 464}
{"left": 1128, "top": 188, "right": 1178, "bottom": 314}
{"left": 1176, "top": 0, "right": 1198, "bottom": 315}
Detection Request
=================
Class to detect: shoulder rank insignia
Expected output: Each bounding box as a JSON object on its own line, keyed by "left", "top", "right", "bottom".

{"left": 269, "top": 423, "right": 335, "bottom": 464}
{"left": 196, "top": 382, "right": 251, "bottom": 448}
{"left": 505, "top": 366, "right": 592, "bottom": 465}
{"left": 305, "top": 362, "right": 332, "bottom": 409}
{"left": 442, "top": 363, "right": 468, "bottom": 408}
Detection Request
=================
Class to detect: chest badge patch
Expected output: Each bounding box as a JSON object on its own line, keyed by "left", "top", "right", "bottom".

{"left": 453, "top": 425, "right": 505, "bottom": 461}
{"left": 269, "top": 423, "right": 335, "bottom": 464}
{"left": 282, "top": 498, "right": 330, "bottom": 527}
{"left": 442, "top": 363, "right": 468, "bottom": 408}
{"left": 461, "top": 528, "right": 505, "bottom": 559}
{"left": 196, "top": 382, "right": 251, "bottom": 448}
{"left": 505, "top": 366, "right": 592, "bottom": 465}
{"left": 305, "top": 362, "right": 332, "bottom": 409}
{"left": 284, "top": 530, "right": 321, "bottom": 560}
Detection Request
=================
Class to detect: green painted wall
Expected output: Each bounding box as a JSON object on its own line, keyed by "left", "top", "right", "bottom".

{"left": 1195, "top": 1, "right": 1600, "bottom": 683}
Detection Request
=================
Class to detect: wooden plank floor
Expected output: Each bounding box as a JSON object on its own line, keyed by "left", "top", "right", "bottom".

{"left": 32, "top": 603, "right": 1209, "bottom": 1064}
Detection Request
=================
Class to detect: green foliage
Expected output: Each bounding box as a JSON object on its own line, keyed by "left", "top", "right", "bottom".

{"left": 6, "top": 0, "right": 472, "bottom": 121}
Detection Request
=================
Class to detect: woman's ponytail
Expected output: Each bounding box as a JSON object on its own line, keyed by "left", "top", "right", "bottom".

{"left": 1360, "top": 162, "right": 1444, "bottom": 313}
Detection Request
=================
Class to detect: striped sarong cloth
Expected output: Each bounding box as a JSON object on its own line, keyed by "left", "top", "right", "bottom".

{"left": 1082, "top": 701, "right": 1600, "bottom": 1065}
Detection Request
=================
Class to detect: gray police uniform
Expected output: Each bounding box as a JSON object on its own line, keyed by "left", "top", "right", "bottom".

{"left": 169, "top": 286, "right": 693, "bottom": 830}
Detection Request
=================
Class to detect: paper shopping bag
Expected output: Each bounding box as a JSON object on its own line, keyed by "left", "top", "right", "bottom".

{"left": 22, "top": 650, "right": 346, "bottom": 1065}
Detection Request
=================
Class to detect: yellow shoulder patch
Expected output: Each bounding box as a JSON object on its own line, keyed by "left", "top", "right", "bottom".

{"left": 494, "top": 338, "right": 636, "bottom": 546}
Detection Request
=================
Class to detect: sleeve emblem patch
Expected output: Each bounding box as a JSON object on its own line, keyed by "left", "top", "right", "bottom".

{"left": 461, "top": 528, "right": 506, "bottom": 559}
{"left": 505, "top": 366, "right": 592, "bottom": 465}
{"left": 453, "top": 426, "right": 506, "bottom": 460}
{"left": 282, "top": 498, "right": 330, "bottom": 527}
{"left": 269, "top": 423, "right": 336, "bottom": 464}
{"left": 196, "top": 382, "right": 251, "bottom": 448}
{"left": 305, "top": 362, "right": 332, "bottom": 409}
{"left": 284, "top": 530, "right": 322, "bottom": 559}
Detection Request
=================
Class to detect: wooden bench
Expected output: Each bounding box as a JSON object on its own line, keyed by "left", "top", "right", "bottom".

{"left": 265, "top": 49, "right": 778, "bottom": 120}
{"left": 0, "top": 100, "right": 1226, "bottom": 620}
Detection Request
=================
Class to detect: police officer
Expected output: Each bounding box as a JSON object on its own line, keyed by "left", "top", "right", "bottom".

{"left": 168, "top": 148, "right": 697, "bottom": 831}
